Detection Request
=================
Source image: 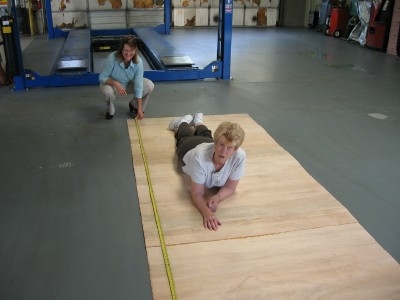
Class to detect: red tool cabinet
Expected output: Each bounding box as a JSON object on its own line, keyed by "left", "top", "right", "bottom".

{"left": 366, "top": 0, "right": 395, "bottom": 51}
{"left": 326, "top": 8, "right": 350, "bottom": 37}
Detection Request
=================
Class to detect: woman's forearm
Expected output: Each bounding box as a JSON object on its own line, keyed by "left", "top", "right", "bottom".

{"left": 215, "top": 186, "right": 236, "bottom": 203}
{"left": 191, "top": 193, "right": 211, "bottom": 217}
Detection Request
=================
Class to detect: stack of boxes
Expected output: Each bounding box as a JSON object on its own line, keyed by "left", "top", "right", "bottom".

{"left": 50, "top": 0, "right": 280, "bottom": 29}
{"left": 172, "top": 0, "right": 210, "bottom": 27}
{"left": 210, "top": 0, "right": 245, "bottom": 26}
{"left": 172, "top": 0, "right": 279, "bottom": 27}
{"left": 51, "top": 0, "right": 165, "bottom": 30}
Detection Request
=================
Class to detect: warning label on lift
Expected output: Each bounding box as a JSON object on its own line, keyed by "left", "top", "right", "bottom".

{"left": 225, "top": 0, "right": 232, "bottom": 13}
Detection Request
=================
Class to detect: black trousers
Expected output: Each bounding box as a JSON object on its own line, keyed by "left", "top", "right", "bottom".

{"left": 175, "top": 123, "right": 214, "bottom": 160}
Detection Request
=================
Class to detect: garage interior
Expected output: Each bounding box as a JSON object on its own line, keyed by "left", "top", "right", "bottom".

{"left": 1, "top": 0, "right": 400, "bottom": 299}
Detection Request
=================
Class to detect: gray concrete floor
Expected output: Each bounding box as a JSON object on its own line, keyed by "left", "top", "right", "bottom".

{"left": 0, "top": 28, "right": 399, "bottom": 300}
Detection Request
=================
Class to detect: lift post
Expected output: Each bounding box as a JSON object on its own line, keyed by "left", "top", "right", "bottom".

{"left": 218, "top": 0, "right": 233, "bottom": 79}
{"left": 11, "top": 0, "right": 234, "bottom": 91}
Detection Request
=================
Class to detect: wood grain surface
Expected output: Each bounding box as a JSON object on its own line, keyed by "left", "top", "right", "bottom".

{"left": 128, "top": 114, "right": 400, "bottom": 300}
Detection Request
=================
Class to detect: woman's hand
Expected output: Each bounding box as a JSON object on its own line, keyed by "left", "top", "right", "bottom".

{"left": 203, "top": 211, "right": 221, "bottom": 231}
{"left": 207, "top": 195, "right": 220, "bottom": 212}
{"left": 190, "top": 181, "right": 221, "bottom": 231}
{"left": 114, "top": 81, "right": 127, "bottom": 96}
{"left": 136, "top": 110, "right": 145, "bottom": 120}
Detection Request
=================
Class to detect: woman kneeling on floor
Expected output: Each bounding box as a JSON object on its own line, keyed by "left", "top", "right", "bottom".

{"left": 99, "top": 36, "right": 154, "bottom": 120}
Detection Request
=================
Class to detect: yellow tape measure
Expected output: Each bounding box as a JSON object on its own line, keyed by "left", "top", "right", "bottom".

{"left": 135, "top": 119, "right": 177, "bottom": 300}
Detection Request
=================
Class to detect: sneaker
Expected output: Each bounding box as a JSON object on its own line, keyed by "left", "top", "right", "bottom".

{"left": 128, "top": 102, "right": 136, "bottom": 113}
{"left": 105, "top": 103, "right": 115, "bottom": 120}
{"left": 193, "top": 112, "right": 203, "bottom": 126}
{"left": 168, "top": 115, "right": 194, "bottom": 131}
{"left": 105, "top": 111, "right": 114, "bottom": 120}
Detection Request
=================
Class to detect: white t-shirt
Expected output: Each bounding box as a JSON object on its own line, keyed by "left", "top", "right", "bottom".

{"left": 182, "top": 143, "right": 246, "bottom": 188}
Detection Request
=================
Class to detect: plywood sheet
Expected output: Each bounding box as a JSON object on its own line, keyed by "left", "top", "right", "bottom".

{"left": 128, "top": 114, "right": 400, "bottom": 299}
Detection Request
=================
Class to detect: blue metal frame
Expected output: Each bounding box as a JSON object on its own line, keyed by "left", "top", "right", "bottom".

{"left": 11, "top": 0, "right": 233, "bottom": 91}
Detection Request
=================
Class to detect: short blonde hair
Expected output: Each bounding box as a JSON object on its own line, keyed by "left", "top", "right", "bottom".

{"left": 213, "top": 122, "right": 245, "bottom": 149}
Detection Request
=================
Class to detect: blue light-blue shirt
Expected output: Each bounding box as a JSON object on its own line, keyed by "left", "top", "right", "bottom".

{"left": 98, "top": 51, "right": 144, "bottom": 98}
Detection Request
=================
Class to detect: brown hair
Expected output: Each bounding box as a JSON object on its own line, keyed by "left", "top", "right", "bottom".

{"left": 115, "top": 36, "right": 139, "bottom": 64}
{"left": 213, "top": 122, "right": 245, "bottom": 149}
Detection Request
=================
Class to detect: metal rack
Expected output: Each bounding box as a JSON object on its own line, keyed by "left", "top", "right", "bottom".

{"left": 10, "top": 0, "right": 234, "bottom": 91}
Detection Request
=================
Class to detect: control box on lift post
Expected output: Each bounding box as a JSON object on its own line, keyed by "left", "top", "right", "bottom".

{"left": 366, "top": 0, "right": 395, "bottom": 51}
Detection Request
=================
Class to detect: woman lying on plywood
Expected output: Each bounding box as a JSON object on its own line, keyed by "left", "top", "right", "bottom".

{"left": 169, "top": 113, "right": 246, "bottom": 231}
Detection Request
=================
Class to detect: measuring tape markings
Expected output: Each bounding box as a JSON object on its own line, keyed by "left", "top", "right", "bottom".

{"left": 135, "top": 119, "right": 177, "bottom": 300}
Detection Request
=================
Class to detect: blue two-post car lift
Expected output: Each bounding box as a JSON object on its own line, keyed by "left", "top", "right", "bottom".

{"left": 10, "top": 0, "right": 234, "bottom": 91}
